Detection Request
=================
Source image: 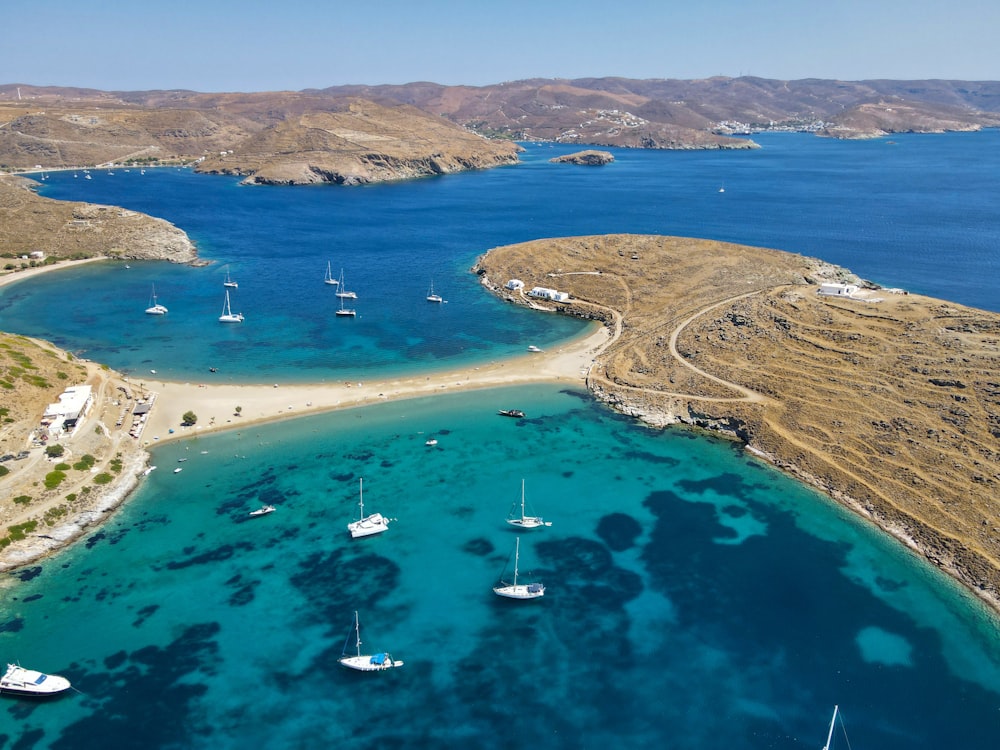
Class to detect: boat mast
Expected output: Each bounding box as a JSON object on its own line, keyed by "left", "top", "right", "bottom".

{"left": 512, "top": 537, "right": 520, "bottom": 586}
{"left": 520, "top": 479, "right": 526, "bottom": 521}
{"left": 353, "top": 611, "right": 362, "bottom": 656}
{"left": 821, "top": 705, "right": 838, "bottom": 750}
{"left": 358, "top": 478, "right": 364, "bottom": 519}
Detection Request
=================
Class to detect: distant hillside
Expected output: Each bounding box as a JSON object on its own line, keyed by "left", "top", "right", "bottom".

{"left": 1, "top": 77, "right": 998, "bottom": 179}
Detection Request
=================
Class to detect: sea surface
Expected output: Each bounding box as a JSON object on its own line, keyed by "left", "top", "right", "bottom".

{"left": 1, "top": 133, "right": 999, "bottom": 748}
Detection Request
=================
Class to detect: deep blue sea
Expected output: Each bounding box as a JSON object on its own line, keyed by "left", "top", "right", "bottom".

{"left": 1, "top": 133, "right": 999, "bottom": 748}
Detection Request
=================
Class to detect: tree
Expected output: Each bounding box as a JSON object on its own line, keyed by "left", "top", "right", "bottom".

{"left": 182, "top": 411, "right": 198, "bottom": 426}
{"left": 45, "top": 443, "right": 65, "bottom": 458}
{"left": 235, "top": 405, "right": 242, "bottom": 416}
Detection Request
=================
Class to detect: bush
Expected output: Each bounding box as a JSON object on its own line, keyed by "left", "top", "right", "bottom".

{"left": 13, "top": 495, "right": 31, "bottom": 505}
{"left": 73, "top": 454, "right": 96, "bottom": 471}
{"left": 0, "top": 466, "right": 8, "bottom": 478}
{"left": 92, "top": 473, "right": 113, "bottom": 485}
{"left": 44, "top": 470, "right": 67, "bottom": 489}
{"left": 45, "top": 444, "right": 65, "bottom": 458}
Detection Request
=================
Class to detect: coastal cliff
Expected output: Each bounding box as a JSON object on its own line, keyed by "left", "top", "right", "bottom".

{"left": 475, "top": 234, "right": 1000, "bottom": 613}
{"left": 0, "top": 175, "right": 196, "bottom": 263}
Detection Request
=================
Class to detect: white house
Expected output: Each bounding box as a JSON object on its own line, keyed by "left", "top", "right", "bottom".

{"left": 817, "top": 282, "right": 859, "bottom": 298}
{"left": 506, "top": 279, "right": 525, "bottom": 291}
{"left": 29, "top": 250, "right": 45, "bottom": 260}
{"left": 528, "top": 286, "right": 572, "bottom": 303}
{"left": 42, "top": 384, "right": 93, "bottom": 437}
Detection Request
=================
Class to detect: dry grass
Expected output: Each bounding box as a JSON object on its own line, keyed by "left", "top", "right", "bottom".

{"left": 476, "top": 234, "right": 1000, "bottom": 611}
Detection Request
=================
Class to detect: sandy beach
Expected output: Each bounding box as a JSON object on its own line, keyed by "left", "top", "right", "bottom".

{"left": 141, "top": 325, "right": 609, "bottom": 443}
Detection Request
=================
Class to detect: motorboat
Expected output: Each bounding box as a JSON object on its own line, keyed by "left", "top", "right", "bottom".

{"left": 0, "top": 663, "right": 72, "bottom": 697}
{"left": 248, "top": 505, "right": 276, "bottom": 517}
{"left": 498, "top": 409, "right": 525, "bottom": 418}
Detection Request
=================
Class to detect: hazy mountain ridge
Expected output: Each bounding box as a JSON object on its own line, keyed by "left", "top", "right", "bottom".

{"left": 1, "top": 76, "right": 998, "bottom": 179}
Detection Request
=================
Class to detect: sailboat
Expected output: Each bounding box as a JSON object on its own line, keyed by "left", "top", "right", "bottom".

{"left": 324, "top": 261, "right": 339, "bottom": 286}
{"left": 223, "top": 265, "right": 238, "bottom": 289}
{"left": 347, "top": 478, "right": 389, "bottom": 538}
{"left": 337, "top": 611, "right": 403, "bottom": 671}
{"left": 335, "top": 291, "right": 356, "bottom": 317}
{"left": 426, "top": 280, "right": 443, "bottom": 303}
{"left": 335, "top": 269, "right": 357, "bottom": 299}
{"left": 821, "top": 705, "right": 850, "bottom": 750}
{"left": 144, "top": 284, "right": 168, "bottom": 315}
{"left": 493, "top": 537, "right": 545, "bottom": 599}
{"left": 506, "top": 479, "right": 551, "bottom": 529}
{"left": 218, "top": 290, "right": 244, "bottom": 323}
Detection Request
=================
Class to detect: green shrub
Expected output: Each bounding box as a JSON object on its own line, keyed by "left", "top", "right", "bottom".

{"left": 7, "top": 521, "right": 38, "bottom": 541}
{"left": 45, "top": 444, "right": 64, "bottom": 458}
{"left": 0, "top": 466, "right": 8, "bottom": 478}
{"left": 13, "top": 495, "right": 31, "bottom": 505}
{"left": 44, "top": 470, "right": 67, "bottom": 489}
{"left": 73, "top": 454, "right": 96, "bottom": 471}
{"left": 55, "top": 462, "right": 71, "bottom": 471}
{"left": 92, "top": 473, "right": 113, "bottom": 485}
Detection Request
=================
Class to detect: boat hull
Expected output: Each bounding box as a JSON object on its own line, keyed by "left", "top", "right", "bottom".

{"left": 506, "top": 517, "right": 551, "bottom": 529}
{"left": 338, "top": 655, "right": 403, "bottom": 671}
{"left": 1, "top": 665, "right": 72, "bottom": 697}
{"left": 493, "top": 583, "right": 545, "bottom": 599}
{"left": 348, "top": 513, "right": 389, "bottom": 538}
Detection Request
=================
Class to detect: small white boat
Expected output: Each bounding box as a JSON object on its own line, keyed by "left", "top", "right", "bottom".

{"left": 426, "top": 280, "right": 443, "bottom": 303}
{"left": 506, "top": 479, "right": 551, "bottom": 529}
{"left": 219, "top": 290, "right": 244, "bottom": 323}
{"left": 337, "top": 611, "right": 403, "bottom": 671}
{"left": 324, "top": 261, "right": 339, "bottom": 286}
{"left": 223, "top": 265, "right": 238, "bottom": 289}
{"left": 0, "top": 663, "right": 72, "bottom": 697}
{"left": 335, "top": 269, "right": 357, "bottom": 299}
{"left": 248, "top": 505, "right": 275, "bottom": 517}
{"left": 425, "top": 438, "right": 438, "bottom": 446}
{"left": 347, "top": 478, "right": 390, "bottom": 538}
{"left": 493, "top": 537, "right": 545, "bottom": 599}
{"left": 173, "top": 467, "right": 183, "bottom": 474}
{"left": 145, "top": 284, "right": 168, "bottom": 315}
{"left": 527, "top": 345, "right": 543, "bottom": 353}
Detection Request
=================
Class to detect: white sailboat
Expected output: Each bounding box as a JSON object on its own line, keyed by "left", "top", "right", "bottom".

{"left": 335, "top": 291, "right": 356, "bottom": 317}
{"left": 324, "top": 261, "right": 339, "bottom": 286}
{"left": 426, "top": 280, "right": 443, "bottom": 303}
{"left": 347, "top": 477, "right": 389, "bottom": 538}
{"left": 337, "top": 611, "right": 403, "bottom": 671}
{"left": 218, "top": 290, "right": 244, "bottom": 323}
{"left": 144, "top": 284, "right": 168, "bottom": 315}
{"left": 506, "top": 479, "right": 551, "bottom": 529}
{"left": 821, "top": 705, "right": 850, "bottom": 750}
{"left": 335, "top": 269, "right": 357, "bottom": 299}
{"left": 493, "top": 537, "right": 545, "bottom": 599}
{"left": 223, "top": 265, "right": 238, "bottom": 289}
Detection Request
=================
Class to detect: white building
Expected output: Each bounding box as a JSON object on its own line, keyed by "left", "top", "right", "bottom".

{"left": 42, "top": 384, "right": 94, "bottom": 437}
{"left": 817, "top": 282, "right": 859, "bottom": 298}
{"left": 506, "top": 279, "right": 525, "bottom": 291}
{"left": 528, "top": 286, "right": 571, "bottom": 303}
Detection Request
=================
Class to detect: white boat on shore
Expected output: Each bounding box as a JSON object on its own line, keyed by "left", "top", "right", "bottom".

{"left": 219, "top": 290, "right": 244, "bottom": 323}
{"left": 337, "top": 611, "right": 403, "bottom": 671}
{"left": 0, "top": 663, "right": 72, "bottom": 697}
{"left": 527, "top": 345, "right": 543, "bottom": 353}
{"left": 493, "top": 537, "right": 545, "bottom": 600}
{"left": 347, "top": 478, "right": 390, "bottom": 538}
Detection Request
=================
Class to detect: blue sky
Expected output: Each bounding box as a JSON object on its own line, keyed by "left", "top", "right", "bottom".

{"left": 4, "top": 0, "right": 999, "bottom": 91}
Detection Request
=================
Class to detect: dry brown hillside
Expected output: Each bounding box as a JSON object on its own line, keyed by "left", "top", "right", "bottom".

{"left": 475, "top": 234, "right": 1000, "bottom": 611}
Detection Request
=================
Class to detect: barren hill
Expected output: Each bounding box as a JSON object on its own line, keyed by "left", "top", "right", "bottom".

{"left": 475, "top": 234, "right": 1000, "bottom": 611}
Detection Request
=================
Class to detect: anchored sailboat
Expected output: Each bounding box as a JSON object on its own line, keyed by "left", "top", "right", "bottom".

{"left": 347, "top": 478, "right": 389, "bottom": 538}
{"left": 493, "top": 537, "right": 545, "bottom": 599}
{"left": 223, "top": 265, "right": 238, "bottom": 288}
{"left": 506, "top": 479, "right": 551, "bottom": 529}
{"left": 324, "top": 261, "right": 339, "bottom": 286}
{"left": 337, "top": 611, "right": 403, "bottom": 671}
{"left": 335, "top": 269, "right": 357, "bottom": 299}
{"left": 218, "top": 290, "right": 244, "bottom": 323}
{"left": 145, "top": 284, "right": 168, "bottom": 315}
{"left": 426, "top": 280, "right": 443, "bottom": 303}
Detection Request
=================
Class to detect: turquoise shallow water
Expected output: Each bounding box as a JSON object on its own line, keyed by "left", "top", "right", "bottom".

{"left": 1, "top": 134, "right": 999, "bottom": 747}
{"left": 2, "top": 386, "right": 999, "bottom": 748}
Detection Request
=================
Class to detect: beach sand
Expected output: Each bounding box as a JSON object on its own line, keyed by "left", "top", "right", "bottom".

{"left": 142, "top": 326, "right": 609, "bottom": 443}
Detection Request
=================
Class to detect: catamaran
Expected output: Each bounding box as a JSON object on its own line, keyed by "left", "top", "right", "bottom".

{"left": 219, "top": 290, "right": 244, "bottom": 323}
{"left": 337, "top": 611, "right": 403, "bottom": 671}
{"left": 223, "top": 265, "right": 238, "bottom": 288}
{"left": 144, "top": 284, "right": 168, "bottom": 315}
{"left": 426, "top": 280, "right": 443, "bottom": 303}
{"left": 347, "top": 478, "right": 389, "bottom": 538}
{"left": 493, "top": 537, "right": 545, "bottom": 599}
{"left": 506, "top": 479, "right": 551, "bottom": 529}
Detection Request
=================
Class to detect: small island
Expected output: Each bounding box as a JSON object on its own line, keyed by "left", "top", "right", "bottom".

{"left": 549, "top": 150, "right": 615, "bottom": 166}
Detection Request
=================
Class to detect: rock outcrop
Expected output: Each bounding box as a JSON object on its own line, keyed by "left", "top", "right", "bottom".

{"left": 550, "top": 150, "right": 614, "bottom": 165}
